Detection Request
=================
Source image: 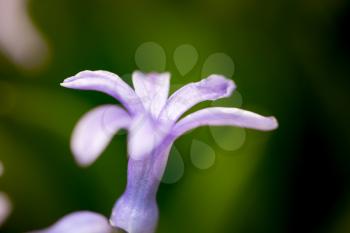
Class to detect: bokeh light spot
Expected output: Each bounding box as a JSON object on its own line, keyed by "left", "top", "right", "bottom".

{"left": 210, "top": 127, "right": 246, "bottom": 151}
{"left": 201, "top": 53, "right": 235, "bottom": 78}
{"left": 173, "top": 44, "right": 198, "bottom": 76}
{"left": 135, "top": 42, "right": 166, "bottom": 72}
{"left": 190, "top": 140, "right": 216, "bottom": 170}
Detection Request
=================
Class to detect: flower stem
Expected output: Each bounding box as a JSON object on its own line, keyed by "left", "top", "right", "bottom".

{"left": 110, "top": 145, "right": 171, "bottom": 233}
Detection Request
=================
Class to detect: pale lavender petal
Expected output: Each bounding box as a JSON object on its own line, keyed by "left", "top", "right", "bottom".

{"left": 132, "top": 71, "right": 170, "bottom": 117}
{"left": 173, "top": 107, "right": 278, "bottom": 138}
{"left": 0, "top": 192, "right": 11, "bottom": 226}
{"left": 28, "top": 211, "right": 114, "bottom": 233}
{"left": 71, "top": 105, "right": 131, "bottom": 167}
{"left": 159, "top": 75, "right": 235, "bottom": 122}
{"left": 127, "top": 114, "right": 171, "bottom": 160}
{"left": 61, "top": 70, "right": 143, "bottom": 114}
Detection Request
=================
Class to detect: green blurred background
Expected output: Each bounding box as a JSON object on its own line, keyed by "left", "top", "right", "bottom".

{"left": 0, "top": 0, "right": 350, "bottom": 232}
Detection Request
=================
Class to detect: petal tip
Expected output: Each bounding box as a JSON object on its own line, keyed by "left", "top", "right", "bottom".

{"left": 60, "top": 75, "right": 80, "bottom": 87}
{"left": 75, "top": 157, "right": 93, "bottom": 167}
{"left": 132, "top": 70, "right": 143, "bottom": 76}
{"left": 71, "top": 149, "right": 95, "bottom": 168}
{"left": 62, "top": 77, "right": 75, "bottom": 83}
{"left": 261, "top": 116, "right": 278, "bottom": 131}
{"left": 60, "top": 82, "right": 70, "bottom": 88}
{"left": 70, "top": 135, "right": 99, "bottom": 168}
{"left": 225, "top": 79, "right": 236, "bottom": 96}
{"left": 205, "top": 74, "right": 236, "bottom": 98}
{"left": 269, "top": 116, "right": 279, "bottom": 130}
{"left": 61, "top": 70, "right": 96, "bottom": 84}
{"left": 70, "top": 133, "right": 104, "bottom": 167}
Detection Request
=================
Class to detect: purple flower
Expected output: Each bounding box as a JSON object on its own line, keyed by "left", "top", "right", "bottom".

{"left": 0, "top": 192, "right": 11, "bottom": 227}
{"left": 0, "top": 161, "right": 11, "bottom": 227}
{"left": 28, "top": 211, "right": 115, "bottom": 233}
{"left": 32, "top": 70, "right": 277, "bottom": 233}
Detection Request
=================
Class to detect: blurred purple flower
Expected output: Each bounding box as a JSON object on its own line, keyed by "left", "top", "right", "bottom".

{"left": 34, "top": 70, "right": 277, "bottom": 233}
{"left": 28, "top": 211, "right": 115, "bottom": 233}
{"left": 0, "top": 0, "right": 49, "bottom": 69}
{"left": 0, "top": 192, "right": 11, "bottom": 227}
{"left": 0, "top": 161, "right": 11, "bottom": 227}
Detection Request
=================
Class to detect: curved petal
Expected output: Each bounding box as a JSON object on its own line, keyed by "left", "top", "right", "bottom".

{"left": 172, "top": 107, "right": 278, "bottom": 138}
{"left": 159, "top": 75, "right": 235, "bottom": 122}
{"left": 0, "top": 192, "right": 11, "bottom": 226}
{"left": 61, "top": 70, "right": 143, "bottom": 114}
{"left": 132, "top": 71, "right": 170, "bottom": 117}
{"left": 128, "top": 114, "right": 171, "bottom": 160}
{"left": 27, "top": 211, "right": 114, "bottom": 233}
{"left": 71, "top": 105, "right": 131, "bottom": 167}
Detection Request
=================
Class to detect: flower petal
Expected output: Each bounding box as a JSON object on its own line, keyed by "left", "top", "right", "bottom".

{"left": 61, "top": 70, "right": 143, "bottom": 114}
{"left": 27, "top": 211, "right": 114, "bottom": 233}
{"left": 0, "top": 192, "right": 11, "bottom": 226}
{"left": 71, "top": 105, "right": 131, "bottom": 167}
{"left": 0, "top": 0, "right": 49, "bottom": 69}
{"left": 172, "top": 107, "right": 278, "bottom": 138}
{"left": 128, "top": 114, "right": 171, "bottom": 160}
{"left": 159, "top": 75, "right": 235, "bottom": 122}
{"left": 132, "top": 71, "right": 170, "bottom": 117}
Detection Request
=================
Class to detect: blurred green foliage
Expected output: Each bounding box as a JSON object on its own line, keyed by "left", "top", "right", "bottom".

{"left": 0, "top": 0, "right": 349, "bottom": 232}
